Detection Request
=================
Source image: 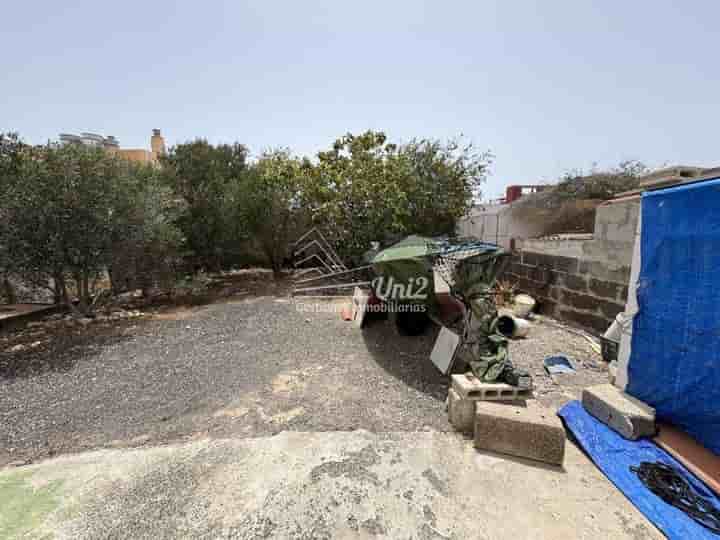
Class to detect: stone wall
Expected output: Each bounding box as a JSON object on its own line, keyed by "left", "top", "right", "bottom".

{"left": 503, "top": 250, "right": 630, "bottom": 334}
{"left": 498, "top": 196, "right": 640, "bottom": 334}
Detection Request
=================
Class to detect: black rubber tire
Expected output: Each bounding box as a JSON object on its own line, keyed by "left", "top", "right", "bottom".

{"left": 395, "top": 309, "right": 430, "bottom": 336}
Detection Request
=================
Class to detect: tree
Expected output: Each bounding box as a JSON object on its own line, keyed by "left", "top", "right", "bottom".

{"left": 0, "top": 132, "right": 29, "bottom": 303}
{"left": 4, "top": 144, "right": 124, "bottom": 312}
{"left": 108, "top": 162, "right": 185, "bottom": 296}
{"left": 399, "top": 138, "right": 492, "bottom": 235}
{"left": 161, "top": 140, "right": 248, "bottom": 270}
{"left": 242, "top": 150, "right": 312, "bottom": 276}
{"left": 309, "top": 131, "right": 491, "bottom": 263}
{"left": 1, "top": 129, "right": 493, "bottom": 304}
{"left": 2, "top": 142, "right": 184, "bottom": 314}
{"left": 308, "top": 131, "right": 412, "bottom": 263}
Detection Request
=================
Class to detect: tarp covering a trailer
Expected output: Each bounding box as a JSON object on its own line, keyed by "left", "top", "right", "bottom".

{"left": 371, "top": 235, "right": 508, "bottom": 306}
{"left": 372, "top": 236, "right": 529, "bottom": 386}
{"left": 627, "top": 176, "right": 720, "bottom": 456}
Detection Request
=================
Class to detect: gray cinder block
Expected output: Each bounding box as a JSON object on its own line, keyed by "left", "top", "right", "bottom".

{"left": 451, "top": 373, "right": 533, "bottom": 402}
{"left": 474, "top": 401, "right": 565, "bottom": 466}
{"left": 582, "top": 384, "right": 655, "bottom": 440}
{"left": 447, "top": 388, "right": 475, "bottom": 433}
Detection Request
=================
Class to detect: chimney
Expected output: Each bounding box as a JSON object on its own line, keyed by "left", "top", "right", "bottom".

{"left": 151, "top": 129, "right": 166, "bottom": 158}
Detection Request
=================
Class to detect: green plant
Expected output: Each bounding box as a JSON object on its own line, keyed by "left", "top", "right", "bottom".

{"left": 494, "top": 280, "right": 517, "bottom": 307}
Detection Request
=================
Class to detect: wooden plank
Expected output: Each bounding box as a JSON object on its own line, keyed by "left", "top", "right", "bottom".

{"left": 653, "top": 422, "right": 720, "bottom": 496}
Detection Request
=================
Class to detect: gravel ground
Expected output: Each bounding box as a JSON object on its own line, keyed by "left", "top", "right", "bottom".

{"left": 0, "top": 288, "right": 608, "bottom": 467}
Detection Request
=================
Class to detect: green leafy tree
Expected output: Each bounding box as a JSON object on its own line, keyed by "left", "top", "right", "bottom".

{"left": 0, "top": 132, "right": 29, "bottom": 303}
{"left": 5, "top": 144, "right": 125, "bottom": 313}
{"left": 161, "top": 140, "right": 248, "bottom": 270}
{"left": 108, "top": 162, "right": 185, "bottom": 296}
{"left": 2, "top": 142, "right": 184, "bottom": 314}
{"left": 399, "top": 138, "right": 492, "bottom": 235}
{"left": 242, "top": 150, "right": 312, "bottom": 276}
{"left": 309, "top": 131, "right": 491, "bottom": 263}
{"left": 309, "top": 131, "right": 412, "bottom": 262}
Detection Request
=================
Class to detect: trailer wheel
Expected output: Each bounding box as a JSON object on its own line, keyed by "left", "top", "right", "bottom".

{"left": 395, "top": 309, "right": 429, "bottom": 336}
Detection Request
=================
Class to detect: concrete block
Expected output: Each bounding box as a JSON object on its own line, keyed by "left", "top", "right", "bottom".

{"left": 451, "top": 373, "right": 533, "bottom": 401}
{"left": 447, "top": 388, "right": 475, "bottom": 433}
{"left": 588, "top": 278, "right": 621, "bottom": 300}
{"left": 557, "top": 308, "right": 609, "bottom": 334}
{"left": 553, "top": 255, "right": 579, "bottom": 274}
{"left": 561, "top": 273, "right": 588, "bottom": 292}
{"left": 474, "top": 401, "right": 565, "bottom": 465}
{"left": 597, "top": 299, "right": 625, "bottom": 321}
{"left": 582, "top": 384, "right": 655, "bottom": 440}
{"left": 561, "top": 290, "right": 600, "bottom": 312}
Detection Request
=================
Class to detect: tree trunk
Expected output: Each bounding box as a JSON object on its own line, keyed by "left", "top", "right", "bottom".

{"left": 2, "top": 277, "right": 17, "bottom": 304}
{"left": 73, "top": 271, "right": 89, "bottom": 315}
{"left": 56, "top": 274, "right": 68, "bottom": 305}
{"left": 51, "top": 270, "right": 64, "bottom": 305}
{"left": 271, "top": 260, "right": 283, "bottom": 279}
{"left": 108, "top": 266, "right": 118, "bottom": 296}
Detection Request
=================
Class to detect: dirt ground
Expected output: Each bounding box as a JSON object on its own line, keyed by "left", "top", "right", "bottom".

{"left": 0, "top": 276, "right": 663, "bottom": 539}
{"left": 0, "top": 273, "right": 608, "bottom": 467}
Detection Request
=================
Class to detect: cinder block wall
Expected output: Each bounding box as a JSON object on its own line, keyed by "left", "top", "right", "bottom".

{"left": 503, "top": 251, "right": 630, "bottom": 334}
{"left": 499, "top": 197, "right": 639, "bottom": 334}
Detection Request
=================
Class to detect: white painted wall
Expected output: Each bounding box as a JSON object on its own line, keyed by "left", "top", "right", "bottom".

{"left": 457, "top": 204, "right": 547, "bottom": 248}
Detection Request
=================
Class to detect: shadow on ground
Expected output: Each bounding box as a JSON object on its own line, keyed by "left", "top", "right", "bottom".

{"left": 360, "top": 313, "right": 447, "bottom": 402}
{"left": 0, "top": 322, "right": 137, "bottom": 380}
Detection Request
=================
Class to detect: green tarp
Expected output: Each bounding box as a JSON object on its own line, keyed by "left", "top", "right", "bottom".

{"left": 371, "top": 236, "right": 530, "bottom": 387}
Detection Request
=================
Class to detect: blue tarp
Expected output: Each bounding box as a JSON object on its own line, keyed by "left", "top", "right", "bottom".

{"left": 559, "top": 401, "right": 720, "bottom": 540}
{"left": 627, "top": 177, "right": 720, "bottom": 455}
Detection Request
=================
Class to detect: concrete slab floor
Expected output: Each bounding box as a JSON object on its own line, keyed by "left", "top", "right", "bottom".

{"left": 0, "top": 431, "right": 662, "bottom": 540}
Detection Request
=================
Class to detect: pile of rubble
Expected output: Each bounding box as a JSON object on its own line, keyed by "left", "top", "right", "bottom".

{"left": 27, "top": 309, "right": 144, "bottom": 330}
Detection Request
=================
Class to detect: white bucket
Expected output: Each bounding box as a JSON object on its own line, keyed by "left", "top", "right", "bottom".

{"left": 603, "top": 312, "right": 628, "bottom": 342}
{"left": 512, "top": 294, "right": 536, "bottom": 318}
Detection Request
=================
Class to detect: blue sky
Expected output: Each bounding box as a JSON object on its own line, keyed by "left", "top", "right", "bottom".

{"left": 2, "top": 1, "right": 718, "bottom": 199}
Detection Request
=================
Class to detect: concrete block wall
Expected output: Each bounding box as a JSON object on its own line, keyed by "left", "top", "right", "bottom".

{"left": 503, "top": 250, "right": 630, "bottom": 334}
{"left": 495, "top": 197, "right": 640, "bottom": 334}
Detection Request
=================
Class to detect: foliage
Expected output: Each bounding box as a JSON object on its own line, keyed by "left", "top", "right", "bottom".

{"left": 0, "top": 133, "right": 29, "bottom": 302}
{"left": 554, "top": 160, "right": 648, "bottom": 200}
{"left": 308, "top": 131, "right": 490, "bottom": 263}
{"left": 108, "top": 162, "right": 185, "bottom": 296}
{"left": 0, "top": 140, "right": 184, "bottom": 314}
{"left": 161, "top": 139, "right": 248, "bottom": 270}
{"left": 399, "top": 138, "right": 491, "bottom": 236}
{"left": 1, "top": 129, "right": 492, "bottom": 304}
{"left": 494, "top": 279, "right": 517, "bottom": 307}
{"left": 307, "top": 131, "right": 410, "bottom": 262}
{"left": 511, "top": 160, "right": 650, "bottom": 236}
{"left": 4, "top": 143, "right": 124, "bottom": 312}
{"left": 241, "top": 150, "right": 312, "bottom": 275}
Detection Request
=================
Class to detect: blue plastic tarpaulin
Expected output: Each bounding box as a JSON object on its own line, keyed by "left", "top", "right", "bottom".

{"left": 559, "top": 400, "right": 720, "bottom": 539}
{"left": 627, "top": 177, "right": 720, "bottom": 455}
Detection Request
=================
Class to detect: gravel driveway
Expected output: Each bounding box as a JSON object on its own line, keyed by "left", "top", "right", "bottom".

{"left": 0, "top": 293, "right": 608, "bottom": 466}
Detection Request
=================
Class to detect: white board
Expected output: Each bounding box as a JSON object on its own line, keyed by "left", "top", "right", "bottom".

{"left": 430, "top": 326, "right": 460, "bottom": 375}
{"left": 352, "top": 287, "right": 370, "bottom": 328}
